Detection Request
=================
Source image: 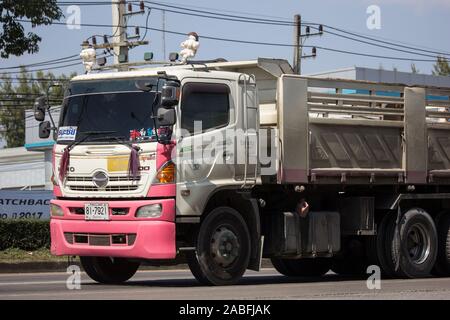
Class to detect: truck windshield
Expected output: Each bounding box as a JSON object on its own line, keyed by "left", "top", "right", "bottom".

{"left": 58, "top": 78, "right": 163, "bottom": 144}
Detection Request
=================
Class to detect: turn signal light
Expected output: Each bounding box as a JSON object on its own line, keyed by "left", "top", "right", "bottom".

{"left": 50, "top": 204, "right": 64, "bottom": 217}
{"left": 154, "top": 161, "right": 175, "bottom": 184}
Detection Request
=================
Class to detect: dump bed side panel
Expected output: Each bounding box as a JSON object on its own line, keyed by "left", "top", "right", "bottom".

{"left": 273, "top": 75, "right": 450, "bottom": 185}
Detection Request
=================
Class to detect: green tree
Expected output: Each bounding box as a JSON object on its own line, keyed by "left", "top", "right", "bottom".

{"left": 0, "top": 69, "right": 75, "bottom": 148}
{"left": 432, "top": 56, "right": 450, "bottom": 76}
{"left": 0, "top": 0, "right": 62, "bottom": 58}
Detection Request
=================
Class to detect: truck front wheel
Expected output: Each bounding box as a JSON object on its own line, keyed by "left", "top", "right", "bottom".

{"left": 80, "top": 256, "right": 140, "bottom": 284}
{"left": 186, "top": 207, "right": 251, "bottom": 286}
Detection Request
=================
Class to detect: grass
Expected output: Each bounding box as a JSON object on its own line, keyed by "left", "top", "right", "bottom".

{"left": 0, "top": 248, "right": 69, "bottom": 263}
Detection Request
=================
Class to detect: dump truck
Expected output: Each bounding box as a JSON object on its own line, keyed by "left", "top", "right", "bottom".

{"left": 35, "top": 58, "right": 450, "bottom": 285}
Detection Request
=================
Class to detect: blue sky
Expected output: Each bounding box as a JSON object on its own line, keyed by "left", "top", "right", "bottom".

{"left": 2, "top": 0, "right": 450, "bottom": 77}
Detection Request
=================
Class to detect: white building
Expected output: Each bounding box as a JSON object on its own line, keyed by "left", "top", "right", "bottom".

{"left": 0, "top": 108, "right": 58, "bottom": 190}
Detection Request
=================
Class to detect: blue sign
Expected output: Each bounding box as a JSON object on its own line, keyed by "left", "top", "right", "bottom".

{"left": 0, "top": 190, "right": 53, "bottom": 220}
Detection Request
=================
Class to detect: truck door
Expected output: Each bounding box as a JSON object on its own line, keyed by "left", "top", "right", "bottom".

{"left": 176, "top": 79, "right": 237, "bottom": 215}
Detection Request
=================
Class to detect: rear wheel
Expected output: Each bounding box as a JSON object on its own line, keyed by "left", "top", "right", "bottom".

{"left": 80, "top": 256, "right": 140, "bottom": 284}
{"left": 432, "top": 213, "right": 450, "bottom": 276}
{"left": 389, "top": 208, "right": 438, "bottom": 278}
{"left": 271, "top": 257, "right": 331, "bottom": 277}
{"left": 186, "top": 207, "right": 251, "bottom": 286}
{"left": 367, "top": 213, "right": 396, "bottom": 277}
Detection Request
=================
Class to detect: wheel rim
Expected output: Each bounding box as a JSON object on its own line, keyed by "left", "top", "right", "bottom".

{"left": 210, "top": 225, "right": 240, "bottom": 268}
{"left": 406, "top": 223, "right": 431, "bottom": 265}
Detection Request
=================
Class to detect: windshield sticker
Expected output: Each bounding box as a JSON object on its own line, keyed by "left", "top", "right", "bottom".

{"left": 129, "top": 128, "right": 156, "bottom": 141}
{"left": 57, "top": 126, "right": 78, "bottom": 141}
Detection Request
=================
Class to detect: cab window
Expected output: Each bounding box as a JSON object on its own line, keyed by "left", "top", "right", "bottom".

{"left": 180, "top": 83, "right": 230, "bottom": 134}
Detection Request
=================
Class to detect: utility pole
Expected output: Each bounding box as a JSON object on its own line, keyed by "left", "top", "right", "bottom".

{"left": 292, "top": 14, "right": 322, "bottom": 75}
{"left": 293, "top": 14, "right": 301, "bottom": 74}
{"left": 81, "top": 1, "right": 148, "bottom": 71}
{"left": 162, "top": 10, "right": 166, "bottom": 60}
{"left": 112, "top": 0, "right": 128, "bottom": 65}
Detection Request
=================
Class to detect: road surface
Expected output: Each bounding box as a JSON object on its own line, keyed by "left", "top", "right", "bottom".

{"left": 0, "top": 268, "right": 449, "bottom": 300}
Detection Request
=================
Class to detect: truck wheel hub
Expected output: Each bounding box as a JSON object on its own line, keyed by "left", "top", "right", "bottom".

{"left": 406, "top": 223, "right": 431, "bottom": 265}
{"left": 210, "top": 226, "right": 240, "bottom": 267}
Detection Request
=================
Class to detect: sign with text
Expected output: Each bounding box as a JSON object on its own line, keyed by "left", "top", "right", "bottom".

{"left": 0, "top": 190, "right": 53, "bottom": 220}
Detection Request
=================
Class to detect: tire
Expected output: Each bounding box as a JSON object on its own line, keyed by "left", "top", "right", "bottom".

{"left": 331, "top": 238, "right": 368, "bottom": 276}
{"left": 270, "top": 258, "right": 298, "bottom": 277}
{"left": 383, "top": 213, "right": 399, "bottom": 277}
{"left": 371, "top": 213, "right": 396, "bottom": 278}
{"left": 390, "top": 208, "right": 438, "bottom": 278}
{"left": 432, "top": 213, "right": 450, "bottom": 276}
{"left": 271, "top": 257, "right": 331, "bottom": 277}
{"left": 80, "top": 256, "right": 140, "bottom": 284}
{"left": 186, "top": 207, "right": 251, "bottom": 286}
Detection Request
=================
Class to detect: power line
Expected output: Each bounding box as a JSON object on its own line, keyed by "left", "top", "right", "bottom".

{"left": 57, "top": 1, "right": 296, "bottom": 25}
{"left": 0, "top": 54, "right": 112, "bottom": 75}
{"left": 141, "top": 1, "right": 450, "bottom": 57}
{"left": 141, "top": 1, "right": 294, "bottom": 25}
{"left": 0, "top": 62, "right": 82, "bottom": 75}
{"left": 0, "top": 54, "right": 80, "bottom": 70}
{"left": 318, "top": 24, "right": 450, "bottom": 58}
{"left": 54, "top": 0, "right": 450, "bottom": 58}
{"left": 15, "top": 19, "right": 442, "bottom": 63}
{"left": 307, "top": 25, "right": 447, "bottom": 59}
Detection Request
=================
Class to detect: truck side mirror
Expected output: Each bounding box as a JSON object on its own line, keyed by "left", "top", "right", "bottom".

{"left": 161, "top": 81, "right": 180, "bottom": 107}
{"left": 39, "top": 121, "right": 51, "bottom": 139}
{"left": 34, "top": 96, "right": 47, "bottom": 121}
{"left": 156, "top": 108, "right": 176, "bottom": 127}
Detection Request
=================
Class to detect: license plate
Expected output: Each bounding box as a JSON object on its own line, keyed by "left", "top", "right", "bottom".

{"left": 85, "top": 203, "right": 109, "bottom": 220}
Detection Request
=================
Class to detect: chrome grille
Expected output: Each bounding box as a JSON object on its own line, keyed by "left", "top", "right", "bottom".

{"left": 66, "top": 174, "right": 141, "bottom": 192}
{"left": 67, "top": 176, "right": 141, "bottom": 182}
{"left": 69, "top": 185, "right": 139, "bottom": 192}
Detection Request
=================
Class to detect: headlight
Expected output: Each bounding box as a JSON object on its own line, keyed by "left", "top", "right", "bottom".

{"left": 136, "top": 204, "right": 162, "bottom": 218}
{"left": 153, "top": 161, "right": 175, "bottom": 184}
{"left": 50, "top": 204, "right": 64, "bottom": 216}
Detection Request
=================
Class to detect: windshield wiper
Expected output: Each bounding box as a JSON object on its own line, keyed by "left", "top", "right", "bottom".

{"left": 59, "top": 131, "right": 117, "bottom": 181}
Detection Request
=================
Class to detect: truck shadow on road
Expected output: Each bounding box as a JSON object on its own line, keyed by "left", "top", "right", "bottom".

{"left": 82, "top": 274, "right": 370, "bottom": 288}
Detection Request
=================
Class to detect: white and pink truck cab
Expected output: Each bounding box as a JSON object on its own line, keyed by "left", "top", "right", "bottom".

{"left": 35, "top": 60, "right": 266, "bottom": 285}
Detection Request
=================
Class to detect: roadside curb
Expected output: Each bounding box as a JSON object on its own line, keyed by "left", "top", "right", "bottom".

{"left": 0, "top": 259, "right": 274, "bottom": 274}
{"left": 0, "top": 261, "right": 71, "bottom": 273}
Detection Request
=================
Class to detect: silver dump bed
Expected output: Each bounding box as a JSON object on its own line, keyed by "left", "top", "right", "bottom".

{"left": 212, "top": 58, "right": 450, "bottom": 185}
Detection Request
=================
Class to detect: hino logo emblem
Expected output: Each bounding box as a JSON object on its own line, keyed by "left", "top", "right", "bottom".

{"left": 92, "top": 171, "right": 109, "bottom": 188}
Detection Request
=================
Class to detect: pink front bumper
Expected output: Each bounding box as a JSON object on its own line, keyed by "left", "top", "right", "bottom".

{"left": 50, "top": 199, "right": 176, "bottom": 260}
